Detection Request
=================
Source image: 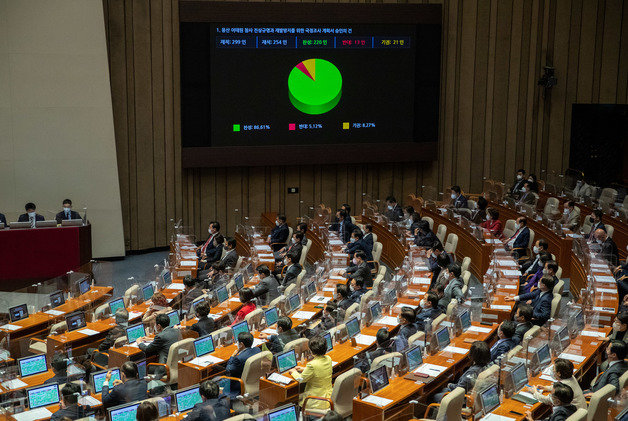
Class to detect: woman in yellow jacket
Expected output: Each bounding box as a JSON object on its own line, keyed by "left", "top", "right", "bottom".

{"left": 289, "top": 336, "right": 333, "bottom": 410}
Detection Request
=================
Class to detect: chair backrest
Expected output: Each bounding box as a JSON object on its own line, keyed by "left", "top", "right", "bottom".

{"left": 460, "top": 256, "right": 471, "bottom": 274}
{"left": 50, "top": 321, "right": 68, "bottom": 335}
{"left": 620, "top": 369, "right": 628, "bottom": 390}
{"left": 550, "top": 293, "right": 561, "bottom": 319}
{"left": 544, "top": 197, "right": 559, "bottom": 216}
{"left": 344, "top": 303, "right": 359, "bottom": 321}
{"left": 507, "top": 345, "right": 522, "bottom": 359}
{"left": 606, "top": 224, "right": 615, "bottom": 239}
{"left": 461, "top": 271, "right": 471, "bottom": 286}
{"left": 436, "top": 224, "right": 447, "bottom": 245}
{"left": 555, "top": 266, "right": 563, "bottom": 280}
{"left": 521, "top": 325, "right": 540, "bottom": 348}
{"left": 298, "top": 245, "right": 309, "bottom": 267}
{"left": 287, "top": 227, "right": 294, "bottom": 243}
{"left": 244, "top": 308, "right": 264, "bottom": 325}
{"left": 435, "top": 386, "right": 464, "bottom": 421}
{"left": 295, "top": 269, "right": 307, "bottom": 289}
{"left": 165, "top": 338, "right": 195, "bottom": 383}
{"left": 467, "top": 200, "right": 477, "bottom": 210}
{"left": 283, "top": 338, "right": 309, "bottom": 354}
{"left": 114, "top": 336, "right": 128, "bottom": 347}
{"left": 582, "top": 217, "right": 593, "bottom": 234}
{"left": 283, "top": 284, "right": 296, "bottom": 299}
{"left": 350, "top": 216, "right": 357, "bottom": 225}
{"left": 446, "top": 300, "right": 457, "bottom": 317}
{"left": 371, "top": 232, "right": 378, "bottom": 243}
{"left": 503, "top": 219, "right": 516, "bottom": 238}
{"left": 94, "top": 303, "right": 109, "bottom": 320}
{"left": 378, "top": 265, "right": 387, "bottom": 277}
{"left": 473, "top": 365, "right": 499, "bottom": 412}
{"left": 359, "top": 290, "right": 374, "bottom": 313}
{"left": 372, "top": 274, "right": 384, "bottom": 293}
{"left": 372, "top": 242, "right": 383, "bottom": 263}
{"left": 211, "top": 327, "right": 232, "bottom": 346}
{"left": 407, "top": 330, "right": 425, "bottom": 347}
{"left": 268, "top": 294, "right": 285, "bottom": 309}
{"left": 242, "top": 351, "right": 273, "bottom": 396}
{"left": 330, "top": 368, "right": 361, "bottom": 417}
{"left": 224, "top": 415, "right": 255, "bottom": 421}
{"left": 527, "top": 229, "right": 535, "bottom": 250}
{"left": 587, "top": 384, "right": 615, "bottom": 421}
{"left": 599, "top": 188, "right": 618, "bottom": 203}
{"left": 432, "top": 313, "right": 447, "bottom": 329}
{"left": 566, "top": 409, "right": 587, "bottom": 421}
{"left": 444, "top": 233, "right": 459, "bottom": 255}
{"left": 234, "top": 256, "right": 244, "bottom": 272}
{"left": 422, "top": 216, "right": 434, "bottom": 231}
{"left": 370, "top": 352, "right": 402, "bottom": 372}
{"left": 124, "top": 285, "right": 141, "bottom": 307}
{"left": 553, "top": 279, "right": 564, "bottom": 295}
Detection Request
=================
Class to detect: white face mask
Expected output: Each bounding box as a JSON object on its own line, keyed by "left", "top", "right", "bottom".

{"left": 450, "top": 193, "right": 457, "bottom": 200}
{"left": 283, "top": 259, "right": 288, "bottom": 265}
{"left": 533, "top": 246, "right": 540, "bottom": 254}
{"left": 349, "top": 285, "right": 355, "bottom": 292}
{"left": 352, "top": 257, "right": 359, "bottom": 265}
{"left": 387, "top": 205, "right": 393, "bottom": 210}
{"left": 563, "top": 208, "right": 569, "bottom": 214}
{"left": 542, "top": 268, "right": 549, "bottom": 275}
{"left": 516, "top": 175, "right": 523, "bottom": 180}
{"left": 275, "top": 220, "right": 280, "bottom": 226}
{"left": 522, "top": 187, "right": 528, "bottom": 193}
{"left": 613, "top": 321, "right": 622, "bottom": 331}
{"left": 528, "top": 178, "right": 533, "bottom": 183}
{"left": 514, "top": 223, "right": 520, "bottom": 230}
{"left": 28, "top": 211, "right": 36, "bottom": 217}
{"left": 208, "top": 228, "right": 212, "bottom": 234}
{"left": 350, "top": 238, "right": 356, "bottom": 243}
{"left": 419, "top": 300, "right": 428, "bottom": 309}
{"left": 64, "top": 207, "right": 71, "bottom": 213}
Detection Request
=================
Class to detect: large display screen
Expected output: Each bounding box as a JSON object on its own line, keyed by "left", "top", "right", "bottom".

{"left": 180, "top": 2, "right": 441, "bottom": 167}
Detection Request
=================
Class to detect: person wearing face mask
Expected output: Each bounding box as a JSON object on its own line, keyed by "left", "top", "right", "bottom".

{"left": 586, "top": 209, "right": 606, "bottom": 240}
{"left": 561, "top": 201, "right": 580, "bottom": 231}
{"left": 55, "top": 199, "right": 81, "bottom": 224}
{"left": 433, "top": 341, "right": 491, "bottom": 403}
{"left": 18, "top": 202, "right": 44, "bottom": 227}
{"left": 219, "top": 237, "right": 239, "bottom": 269}
{"left": 226, "top": 332, "right": 261, "bottom": 391}
{"left": 614, "top": 248, "right": 628, "bottom": 302}
{"left": 407, "top": 212, "right": 423, "bottom": 235}
{"left": 384, "top": 196, "right": 404, "bottom": 222}
{"left": 347, "top": 278, "right": 366, "bottom": 302}
{"left": 335, "top": 210, "right": 357, "bottom": 243}
{"left": 606, "top": 312, "right": 628, "bottom": 344}
{"left": 572, "top": 177, "right": 593, "bottom": 198}
{"left": 480, "top": 207, "right": 503, "bottom": 238}
{"left": 431, "top": 253, "right": 451, "bottom": 288}
{"left": 594, "top": 228, "right": 619, "bottom": 266}
{"left": 394, "top": 308, "right": 418, "bottom": 350}
{"left": 470, "top": 196, "right": 488, "bottom": 224}
{"left": 415, "top": 292, "right": 442, "bottom": 331}
{"left": 512, "top": 304, "right": 533, "bottom": 345}
{"left": 320, "top": 302, "right": 340, "bottom": 330}
{"left": 509, "top": 169, "right": 527, "bottom": 196}
{"left": 343, "top": 251, "right": 373, "bottom": 287}
{"left": 199, "top": 234, "right": 225, "bottom": 271}
{"left": 402, "top": 206, "right": 415, "bottom": 229}
{"left": 231, "top": 287, "right": 256, "bottom": 325}
{"left": 345, "top": 231, "right": 373, "bottom": 262}
{"left": 202, "top": 262, "right": 228, "bottom": 290}
{"left": 506, "top": 276, "right": 555, "bottom": 326}
{"left": 525, "top": 382, "right": 577, "bottom": 421}
{"left": 137, "top": 314, "right": 179, "bottom": 364}
{"left": 526, "top": 174, "right": 539, "bottom": 192}
{"left": 268, "top": 215, "right": 290, "bottom": 251}
{"left": 363, "top": 224, "right": 375, "bottom": 250}
{"left": 520, "top": 239, "right": 550, "bottom": 275}
{"left": 261, "top": 316, "right": 300, "bottom": 354}
{"left": 334, "top": 284, "right": 353, "bottom": 311}
{"left": 355, "top": 328, "right": 393, "bottom": 373}
{"left": 517, "top": 182, "right": 537, "bottom": 206}
{"left": 437, "top": 263, "right": 465, "bottom": 309}
{"left": 141, "top": 291, "right": 172, "bottom": 325}
{"left": 275, "top": 232, "right": 304, "bottom": 263}
{"left": 296, "top": 222, "right": 309, "bottom": 246}
{"left": 198, "top": 221, "right": 221, "bottom": 259}
{"left": 526, "top": 359, "right": 586, "bottom": 410}
{"left": 276, "top": 252, "right": 302, "bottom": 287}
{"left": 583, "top": 340, "right": 628, "bottom": 397}
{"left": 252, "top": 265, "right": 280, "bottom": 306}
{"left": 505, "top": 217, "right": 530, "bottom": 261}
{"left": 449, "top": 185, "right": 468, "bottom": 209}
{"left": 490, "top": 321, "right": 516, "bottom": 362}
{"left": 414, "top": 220, "right": 441, "bottom": 248}
{"left": 521, "top": 257, "right": 557, "bottom": 295}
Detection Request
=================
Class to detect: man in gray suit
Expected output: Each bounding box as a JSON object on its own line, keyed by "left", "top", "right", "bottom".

{"left": 437, "top": 263, "right": 465, "bottom": 309}
{"left": 562, "top": 201, "right": 581, "bottom": 231}
{"left": 252, "top": 265, "right": 280, "bottom": 305}
{"left": 584, "top": 340, "right": 628, "bottom": 397}
{"left": 138, "top": 314, "right": 179, "bottom": 363}
{"left": 220, "top": 237, "right": 239, "bottom": 269}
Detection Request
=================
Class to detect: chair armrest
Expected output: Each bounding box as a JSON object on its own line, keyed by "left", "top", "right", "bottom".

{"left": 91, "top": 359, "right": 108, "bottom": 371}
{"left": 302, "top": 397, "right": 334, "bottom": 413}
{"left": 147, "top": 363, "right": 170, "bottom": 383}
{"left": 423, "top": 403, "right": 440, "bottom": 418}
{"left": 368, "top": 261, "right": 380, "bottom": 274}
{"left": 218, "top": 376, "right": 245, "bottom": 394}
{"left": 29, "top": 338, "right": 46, "bottom": 344}
{"left": 270, "top": 242, "right": 287, "bottom": 247}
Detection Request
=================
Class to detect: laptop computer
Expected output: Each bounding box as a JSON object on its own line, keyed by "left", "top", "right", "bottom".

{"left": 369, "top": 302, "right": 383, "bottom": 323}
{"left": 65, "top": 311, "right": 86, "bottom": 332}
{"left": 306, "top": 281, "right": 317, "bottom": 299}
{"left": 435, "top": 326, "right": 450, "bottom": 350}
{"left": 142, "top": 283, "right": 155, "bottom": 301}
{"left": 268, "top": 404, "right": 298, "bottom": 421}
{"left": 126, "top": 323, "right": 146, "bottom": 344}
{"left": 61, "top": 219, "right": 83, "bottom": 227}
{"left": 323, "top": 332, "right": 333, "bottom": 352}
{"left": 49, "top": 290, "right": 65, "bottom": 308}
{"left": 175, "top": 386, "right": 202, "bottom": 413}
{"left": 404, "top": 345, "right": 423, "bottom": 372}
{"left": 18, "top": 354, "right": 48, "bottom": 377}
{"left": 276, "top": 349, "right": 298, "bottom": 374}
{"left": 194, "top": 335, "right": 215, "bottom": 358}
{"left": 368, "top": 365, "right": 390, "bottom": 393}
{"left": 288, "top": 294, "right": 301, "bottom": 313}
{"left": 27, "top": 383, "right": 60, "bottom": 409}
{"left": 234, "top": 274, "right": 244, "bottom": 291}
{"left": 509, "top": 363, "right": 537, "bottom": 405}
{"left": 458, "top": 309, "right": 471, "bottom": 332}
{"left": 231, "top": 320, "right": 250, "bottom": 342}
{"left": 108, "top": 298, "right": 125, "bottom": 315}
{"left": 9, "top": 304, "right": 29, "bottom": 322}
{"left": 345, "top": 316, "right": 361, "bottom": 339}
{"left": 77, "top": 277, "right": 91, "bottom": 295}
{"left": 166, "top": 310, "right": 180, "bottom": 327}
{"left": 35, "top": 220, "right": 56, "bottom": 228}
{"left": 216, "top": 285, "right": 229, "bottom": 304}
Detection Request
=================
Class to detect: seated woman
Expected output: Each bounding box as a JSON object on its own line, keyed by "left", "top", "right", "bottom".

{"left": 142, "top": 292, "right": 172, "bottom": 326}
{"left": 480, "top": 208, "right": 503, "bottom": 238}
{"left": 526, "top": 358, "right": 586, "bottom": 409}
{"left": 433, "top": 341, "right": 491, "bottom": 402}
{"left": 289, "top": 336, "right": 333, "bottom": 410}
{"left": 231, "top": 287, "right": 256, "bottom": 325}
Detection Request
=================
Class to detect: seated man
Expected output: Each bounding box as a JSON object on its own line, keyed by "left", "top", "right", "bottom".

{"left": 434, "top": 341, "right": 491, "bottom": 402}
{"left": 394, "top": 308, "right": 417, "bottom": 350}
{"left": 138, "top": 314, "right": 179, "bottom": 363}
{"left": 525, "top": 382, "right": 577, "bottom": 421}
{"left": 55, "top": 199, "right": 82, "bottom": 224}
{"left": 335, "top": 210, "right": 356, "bottom": 243}
{"left": 44, "top": 354, "right": 68, "bottom": 385}
{"left": 189, "top": 302, "right": 216, "bottom": 337}
{"left": 520, "top": 254, "right": 554, "bottom": 294}
{"left": 200, "top": 234, "right": 224, "bottom": 270}
{"left": 363, "top": 224, "right": 375, "bottom": 250}
{"left": 275, "top": 231, "right": 304, "bottom": 263}
{"left": 335, "top": 284, "right": 354, "bottom": 312}
{"left": 520, "top": 238, "right": 549, "bottom": 275}
{"left": 562, "top": 201, "right": 581, "bottom": 231}
{"left": 185, "top": 380, "right": 230, "bottom": 421}
{"left": 262, "top": 316, "right": 300, "bottom": 354}
{"left": 276, "top": 252, "right": 302, "bottom": 287}
{"left": 344, "top": 251, "right": 373, "bottom": 287}
{"left": 345, "top": 230, "right": 373, "bottom": 262}
{"left": 490, "top": 321, "right": 516, "bottom": 362}
{"left": 508, "top": 169, "right": 526, "bottom": 196}
{"left": 219, "top": 237, "right": 239, "bottom": 269}
{"left": 198, "top": 221, "right": 221, "bottom": 259}
{"left": 202, "top": 262, "right": 228, "bottom": 290}
{"left": 268, "top": 215, "right": 290, "bottom": 251}
{"left": 527, "top": 359, "right": 586, "bottom": 410}
{"left": 431, "top": 253, "right": 451, "bottom": 288}
{"left": 356, "top": 328, "right": 393, "bottom": 373}
{"left": 505, "top": 216, "right": 531, "bottom": 261}
{"left": 252, "top": 264, "right": 280, "bottom": 305}
{"left": 414, "top": 220, "right": 441, "bottom": 249}
{"left": 587, "top": 209, "right": 606, "bottom": 240}
{"left": 427, "top": 244, "right": 450, "bottom": 286}
{"left": 517, "top": 182, "right": 537, "bottom": 205}
{"left": 594, "top": 228, "right": 619, "bottom": 266}
{"left": 296, "top": 222, "right": 309, "bottom": 246}
{"left": 449, "top": 185, "right": 468, "bottom": 209}
{"left": 226, "top": 332, "right": 261, "bottom": 380}
{"left": 98, "top": 308, "right": 129, "bottom": 352}
{"left": 415, "top": 292, "right": 442, "bottom": 332}
{"left": 348, "top": 278, "right": 366, "bottom": 303}
{"left": 584, "top": 340, "right": 628, "bottom": 397}
{"left": 102, "top": 361, "right": 148, "bottom": 408}
{"left": 182, "top": 276, "right": 204, "bottom": 313}
{"left": 51, "top": 383, "right": 87, "bottom": 421}
{"left": 384, "top": 196, "right": 404, "bottom": 222}
{"left": 437, "top": 263, "right": 465, "bottom": 309}
{"left": 18, "top": 202, "right": 44, "bottom": 227}
{"left": 506, "top": 276, "right": 555, "bottom": 326}
{"left": 512, "top": 304, "right": 533, "bottom": 345}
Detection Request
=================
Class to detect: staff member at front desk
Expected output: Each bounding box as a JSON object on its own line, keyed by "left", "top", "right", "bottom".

{"left": 18, "top": 202, "right": 44, "bottom": 227}
{"left": 55, "top": 198, "right": 81, "bottom": 223}
{"left": 0, "top": 212, "right": 6, "bottom": 227}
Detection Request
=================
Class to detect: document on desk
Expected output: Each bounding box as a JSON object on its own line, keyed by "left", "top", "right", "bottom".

{"left": 467, "top": 325, "right": 492, "bottom": 333}
{"left": 558, "top": 352, "right": 585, "bottom": 363}
{"left": 0, "top": 324, "right": 20, "bottom": 331}
{"left": 595, "top": 276, "right": 615, "bottom": 283}
{"left": 494, "top": 259, "right": 518, "bottom": 267}
{"left": 180, "top": 260, "right": 196, "bottom": 267}
{"left": 329, "top": 239, "right": 344, "bottom": 246}
{"left": 490, "top": 304, "right": 511, "bottom": 310}
{"left": 128, "top": 311, "right": 143, "bottom": 319}
{"left": 262, "top": 328, "right": 278, "bottom": 335}
{"left": 252, "top": 338, "right": 265, "bottom": 348}
{"left": 309, "top": 295, "right": 332, "bottom": 304}
{"left": 414, "top": 363, "right": 447, "bottom": 376}
{"left": 292, "top": 311, "right": 316, "bottom": 319}
{"left": 323, "top": 287, "right": 336, "bottom": 292}
{"left": 581, "top": 330, "right": 605, "bottom": 338}
{"left": 354, "top": 334, "right": 377, "bottom": 346}
{"left": 44, "top": 309, "right": 64, "bottom": 316}
{"left": 442, "top": 345, "right": 468, "bottom": 354}
{"left": 79, "top": 395, "right": 102, "bottom": 407}
{"left": 362, "top": 395, "right": 393, "bottom": 407}
{"left": 596, "top": 287, "right": 617, "bottom": 294}
{"left": 481, "top": 414, "right": 516, "bottom": 421}
{"left": 376, "top": 316, "right": 399, "bottom": 326}
{"left": 267, "top": 372, "right": 293, "bottom": 385}
{"left": 411, "top": 277, "right": 431, "bottom": 285}
{"left": 500, "top": 269, "right": 521, "bottom": 277}
{"left": 496, "top": 284, "right": 518, "bottom": 289}
{"left": 1, "top": 379, "right": 27, "bottom": 390}
{"left": 190, "top": 355, "right": 223, "bottom": 367}
{"left": 166, "top": 283, "right": 185, "bottom": 290}
{"left": 12, "top": 408, "right": 52, "bottom": 421}
{"left": 77, "top": 328, "right": 100, "bottom": 336}
{"left": 394, "top": 303, "right": 418, "bottom": 311}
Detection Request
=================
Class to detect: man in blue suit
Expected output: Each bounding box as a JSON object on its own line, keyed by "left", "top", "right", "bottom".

{"left": 449, "top": 185, "right": 468, "bottom": 209}
{"left": 507, "top": 276, "right": 556, "bottom": 326}
{"left": 345, "top": 230, "right": 373, "bottom": 261}
{"left": 415, "top": 292, "right": 442, "bottom": 332}
{"left": 17, "top": 202, "right": 45, "bottom": 227}
{"left": 226, "top": 332, "right": 261, "bottom": 380}
{"left": 363, "top": 224, "right": 375, "bottom": 250}
{"left": 336, "top": 210, "right": 356, "bottom": 243}
{"left": 268, "top": 215, "right": 290, "bottom": 251}
{"left": 490, "top": 321, "right": 516, "bottom": 362}
{"left": 506, "top": 216, "right": 531, "bottom": 262}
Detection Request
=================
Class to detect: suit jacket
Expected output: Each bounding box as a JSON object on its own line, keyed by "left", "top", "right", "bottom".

{"left": 338, "top": 298, "right": 353, "bottom": 311}
{"left": 399, "top": 323, "right": 418, "bottom": 341}
{"left": 270, "top": 224, "right": 290, "bottom": 246}
{"left": 346, "top": 262, "right": 373, "bottom": 287}
{"left": 363, "top": 233, "right": 374, "bottom": 250}
{"left": 0, "top": 213, "right": 6, "bottom": 226}
{"left": 185, "top": 396, "right": 231, "bottom": 421}
{"left": 226, "top": 346, "right": 261, "bottom": 378}
{"left": 480, "top": 219, "right": 503, "bottom": 237}
{"left": 513, "top": 321, "right": 533, "bottom": 345}
{"left": 346, "top": 238, "right": 373, "bottom": 261}
{"left": 282, "top": 263, "right": 302, "bottom": 286}
{"left": 292, "top": 355, "right": 333, "bottom": 409}
{"left": 490, "top": 338, "right": 516, "bottom": 362}
{"left": 509, "top": 179, "right": 526, "bottom": 195}
{"left": 267, "top": 329, "right": 300, "bottom": 354}
{"left": 205, "top": 243, "right": 224, "bottom": 264}
{"left": 510, "top": 226, "right": 530, "bottom": 251}
{"left": 252, "top": 275, "right": 280, "bottom": 305}
{"left": 385, "top": 205, "right": 404, "bottom": 222}
{"left": 51, "top": 404, "right": 88, "bottom": 421}
{"left": 600, "top": 237, "right": 620, "bottom": 266}
{"left": 183, "top": 287, "right": 204, "bottom": 312}
{"left": 55, "top": 209, "right": 81, "bottom": 224}
{"left": 573, "top": 182, "right": 593, "bottom": 198}
{"left": 588, "top": 221, "right": 606, "bottom": 240}
{"left": 102, "top": 378, "right": 149, "bottom": 408}
{"left": 220, "top": 249, "right": 238, "bottom": 269}
{"left": 283, "top": 242, "right": 303, "bottom": 263}
{"left": 98, "top": 324, "right": 126, "bottom": 351}
{"left": 356, "top": 345, "right": 394, "bottom": 373}
{"left": 415, "top": 307, "right": 442, "bottom": 331}
{"left": 138, "top": 326, "right": 179, "bottom": 363}
{"left": 563, "top": 206, "right": 581, "bottom": 230}
{"left": 543, "top": 405, "right": 577, "bottom": 421}
{"left": 191, "top": 316, "right": 216, "bottom": 337}
{"left": 44, "top": 372, "right": 68, "bottom": 385}
{"left": 521, "top": 254, "right": 542, "bottom": 275}
{"left": 446, "top": 364, "right": 488, "bottom": 393}
{"left": 438, "top": 277, "right": 465, "bottom": 308}
{"left": 518, "top": 192, "right": 536, "bottom": 205}
{"left": 414, "top": 230, "right": 440, "bottom": 248}
{"left": 348, "top": 288, "right": 366, "bottom": 304}
{"left": 199, "top": 232, "right": 220, "bottom": 256}
{"left": 470, "top": 208, "right": 487, "bottom": 225}
{"left": 591, "top": 360, "right": 628, "bottom": 393}
{"left": 520, "top": 268, "right": 543, "bottom": 295}
{"left": 533, "top": 376, "right": 586, "bottom": 409}
{"left": 452, "top": 195, "right": 468, "bottom": 209}
{"left": 337, "top": 219, "right": 357, "bottom": 243}
{"left": 518, "top": 290, "right": 552, "bottom": 326}
{"left": 17, "top": 213, "right": 44, "bottom": 223}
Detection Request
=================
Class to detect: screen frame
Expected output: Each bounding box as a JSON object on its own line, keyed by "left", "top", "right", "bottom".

{"left": 275, "top": 349, "right": 298, "bottom": 374}
{"left": 194, "top": 334, "right": 215, "bottom": 357}
{"left": 65, "top": 311, "right": 86, "bottom": 332}
{"left": 49, "top": 290, "right": 65, "bottom": 308}
{"left": 108, "top": 401, "right": 141, "bottom": 421}
{"left": 175, "top": 385, "right": 202, "bottom": 413}
{"left": 27, "top": 383, "right": 60, "bottom": 410}
{"left": 91, "top": 368, "right": 121, "bottom": 394}
{"left": 368, "top": 365, "right": 389, "bottom": 393}
{"left": 18, "top": 354, "right": 48, "bottom": 378}
{"left": 9, "top": 304, "right": 29, "bottom": 323}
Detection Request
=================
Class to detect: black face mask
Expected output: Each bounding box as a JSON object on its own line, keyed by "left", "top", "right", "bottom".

{"left": 589, "top": 217, "right": 595, "bottom": 224}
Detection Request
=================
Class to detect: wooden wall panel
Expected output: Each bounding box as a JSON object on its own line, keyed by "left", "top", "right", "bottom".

{"left": 103, "top": 0, "right": 628, "bottom": 251}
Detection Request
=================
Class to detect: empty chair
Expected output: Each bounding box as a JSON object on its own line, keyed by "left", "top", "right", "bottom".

{"left": 436, "top": 225, "right": 447, "bottom": 245}
{"left": 29, "top": 321, "right": 67, "bottom": 354}
{"left": 460, "top": 257, "right": 471, "bottom": 274}
{"left": 283, "top": 338, "right": 309, "bottom": 353}
{"left": 543, "top": 197, "right": 560, "bottom": 217}
{"left": 421, "top": 386, "right": 465, "bottom": 421}
{"left": 268, "top": 294, "right": 285, "bottom": 309}
{"left": 599, "top": 188, "right": 618, "bottom": 204}
{"left": 124, "top": 284, "right": 141, "bottom": 306}
{"left": 553, "top": 279, "right": 565, "bottom": 296}
{"left": 444, "top": 233, "right": 458, "bottom": 256}
{"left": 506, "top": 345, "right": 522, "bottom": 359}
{"left": 461, "top": 271, "right": 471, "bottom": 296}
{"left": 467, "top": 200, "right": 477, "bottom": 210}
{"left": 502, "top": 219, "right": 516, "bottom": 238}
{"left": 94, "top": 303, "right": 110, "bottom": 320}
{"left": 619, "top": 369, "right": 628, "bottom": 390}
{"left": 234, "top": 256, "right": 244, "bottom": 272}
{"left": 298, "top": 245, "right": 310, "bottom": 267}
{"left": 432, "top": 313, "right": 447, "bottom": 329}
{"left": 295, "top": 269, "right": 307, "bottom": 289}
{"left": 550, "top": 293, "right": 561, "bottom": 319}
{"left": 241, "top": 351, "right": 273, "bottom": 398}
{"left": 521, "top": 325, "right": 540, "bottom": 349}
{"left": 370, "top": 352, "right": 402, "bottom": 372}
{"left": 283, "top": 284, "right": 296, "bottom": 300}
{"left": 587, "top": 384, "right": 615, "bottom": 421}
{"left": 359, "top": 290, "right": 374, "bottom": 313}
{"left": 556, "top": 266, "right": 563, "bottom": 280}
{"left": 372, "top": 242, "right": 383, "bottom": 264}
{"left": 344, "top": 303, "right": 359, "bottom": 321}
{"left": 244, "top": 308, "right": 264, "bottom": 325}
{"left": 605, "top": 224, "right": 615, "bottom": 239}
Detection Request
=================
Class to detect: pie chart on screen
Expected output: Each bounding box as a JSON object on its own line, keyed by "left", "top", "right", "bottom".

{"left": 288, "top": 59, "right": 342, "bottom": 115}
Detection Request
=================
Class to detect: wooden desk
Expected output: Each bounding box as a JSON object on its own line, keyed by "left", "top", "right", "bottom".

{"left": 0, "top": 369, "right": 55, "bottom": 396}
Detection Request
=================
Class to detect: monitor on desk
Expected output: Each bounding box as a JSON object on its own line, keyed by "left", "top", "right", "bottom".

{"left": 9, "top": 221, "right": 31, "bottom": 229}
{"left": 368, "top": 365, "right": 390, "bottom": 393}
{"left": 35, "top": 220, "right": 56, "bottom": 228}
{"left": 509, "top": 363, "right": 528, "bottom": 393}
{"left": 535, "top": 343, "right": 551, "bottom": 367}
{"left": 136, "top": 359, "right": 147, "bottom": 379}
{"left": 386, "top": 289, "right": 397, "bottom": 306}
{"left": 65, "top": 311, "right": 86, "bottom": 332}
{"left": 306, "top": 281, "right": 317, "bottom": 298}
{"left": 162, "top": 270, "right": 172, "bottom": 285}
{"left": 194, "top": 335, "right": 215, "bottom": 357}
{"left": 108, "top": 298, "right": 125, "bottom": 316}
{"left": 27, "top": 383, "right": 60, "bottom": 409}
{"left": 108, "top": 401, "right": 140, "bottom": 421}
{"left": 191, "top": 296, "right": 206, "bottom": 314}
{"left": 91, "top": 368, "right": 121, "bottom": 393}
{"left": 479, "top": 384, "right": 500, "bottom": 415}
{"left": 557, "top": 325, "right": 570, "bottom": 349}
{"left": 216, "top": 285, "right": 229, "bottom": 304}
{"left": 18, "top": 354, "right": 48, "bottom": 378}
{"left": 458, "top": 309, "right": 471, "bottom": 332}
{"left": 369, "top": 302, "right": 382, "bottom": 322}
{"left": 573, "top": 309, "right": 585, "bottom": 332}
{"left": 405, "top": 345, "right": 423, "bottom": 372}
{"left": 234, "top": 274, "right": 244, "bottom": 291}
{"left": 345, "top": 316, "right": 361, "bottom": 339}
{"left": 276, "top": 349, "right": 298, "bottom": 373}
{"left": 175, "top": 385, "right": 202, "bottom": 413}
{"left": 288, "top": 294, "right": 301, "bottom": 313}
{"left": 435, "top": 327, "right": 450, "bottom": 350}
{"left": 264, "top": 307, "right": 279, "bottom": 327}
{"left": 142, "top": 283, "right": 155, "bottom": 301}
{"left": 166, "top": 310, "right": 180, "bottom": 327}
{"left": 61, "top": 219, "right": 83, "bottom": 227}
{"left": 231, "top": 320, "right": 250, "bottom": 341}
{"left": 77, "top": 277, "right": 91, "bottom": 295}
{"left": 323, "top": 332, "right": 333, "bottom": 352}
{"left": 268, "top": 405, "right": 298, "bottom": 421}
{"left": 126, "top": 323, "right": 146, "bottom": 344}
{"left": 616, "top": 405, "right": 628, "bottom": 421}
{"left": 49, "top": 290, "right": 65, "bottom": 308}
{"left": 9, "top": 304, "right": 29, "bottom": 322}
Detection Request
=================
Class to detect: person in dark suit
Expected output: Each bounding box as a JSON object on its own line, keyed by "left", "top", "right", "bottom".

{"left": 384, "top": 196, "right": 404, "bottom": 222}
{"left": 0, "top": 212, "right": 6, "bottom": 227}
{"left": 197, "top": 221, "right": 221, "bottom": 259}
{"left": 525, "top": 382, "right": 577, "bottom": 421}
{"left": 594, "top": 228, "right": 619, "bottom": 266}
{"left": 506, "top": 216, "right": 531, "bottom": 261}
{"left": 348, "top": 278, "right": 367, "bottom": 304}
{"left": 335, "top": 284, "right": 353, "bottom": 311}
{"left": 275, "top": 232, "right": 304, "bottom": 263}
{"left": 102, "top": 361, "right": 148, "bottom": 408}
{"left": 407, "top": 212, "right": 423, "bottom": 235}
{"left": 520, "top": 255, "right": 556, "bottom": 295}
{"left": 185, "top": 380, "right": 230, "bottom": 421}
{"left": 138, "top": 314, "right": 179, "bottom": 363}
{"left": 268, "top": 215, "right": 290, "bottom": 251}
{"left": 507, "top": 276, "right": 556, "bottom": 326}
{"left": 17, "top": 202, "right": 44, "bottom": 227}
{"left": 220, "top": 237, "right": 239, "bottom": 269}
{"left": 363, "top": 224, "right": 375, "bottom": 250}
{"left": 335, "top": 210, "right": 356, "bottom": 243}
{"left": 344, "top": 251, "right": 373, "bottom": 287}
{"left": 520, "top": 239, "right": 550, "bottom": 275}
{"left": 427, "top": 244, "right": 450, "bottom": 287}
{"left": 449, "top": 185, "right": 468, "bottom": 209}
{"left": 252, "top": 264, "right": 280, "bottom": 305}
{"left": 430, "top": 253, "right": 451, "bottom": 289}
{"left": 517, "top": 182, "right": 537, "bottom": 206}
{"left": 414, "top": 220, "right": 440, "bottom": 248}
{"left": 182, "top": 276, "right": 204, "bottom": 313}
{"left": 226, "top": 332, "right": 262, "bottom": 379}
{"left": 490, "top": 321, "right": 516, "bottom": 362}
{"left": 437, "top": 263, "right": 465, "bottom": 309}
{"left": 262, "top": 316, "right": 300, "bottom": 354}
{"left": 55, "top": 199, "right": 82, "bottom": 224}
{"left": 44, "top": 354, "right": 69, "bottom": 385}
{"left": 345, "top": 230, "right": 373, "bottom": 262}
{"left": 201, "top": 234, "right": 225, "bottom": 269}
{"left": 509, "top": 169, "right": 527, "bottom": 196}
{"left": 278, "top": 252, "right": 302, "bottom": 286}
{"left": 394, "top": 308, "right": 418, "bottom": 351}
{"left": 470, "top": 196, "right": 488, "bottom": 224}
{"left": 98, "top": 308, "right": 128, "bottom": 352}
{"left": 512, "top": 304, "right": 533, "bottom": 345}
{"left": 434, "top": 341, "right": 491, "bottom": 402}
{"left": 584, "top": 340, "right": 628, "bottom": 397}
{"left": 189, "top": 302, "right": 215, "bottom": 337}
{"left": 51, "top": 383, "right": 88, "bottom": 421}
{"left": 356, "top": 328, "right": 393, "bottom": 373}
{"left": 587, "top": 209, "right": 606, "bottom": 240}
{"left": 415, "top": 292, "right": 443, "bottom": 332}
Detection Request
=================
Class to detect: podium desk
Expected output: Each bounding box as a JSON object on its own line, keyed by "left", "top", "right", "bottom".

{"left": 0, "top": 224, "right": 91, "bottom": 284}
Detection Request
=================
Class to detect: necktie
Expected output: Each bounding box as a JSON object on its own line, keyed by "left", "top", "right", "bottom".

{"left": 30, "top": 216, "right": 35, "bottom": 228}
